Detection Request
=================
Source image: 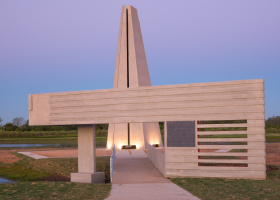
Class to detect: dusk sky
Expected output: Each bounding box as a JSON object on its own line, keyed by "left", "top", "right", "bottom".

{"left": 0, "top": 1, "right": 279, "bottom": 125}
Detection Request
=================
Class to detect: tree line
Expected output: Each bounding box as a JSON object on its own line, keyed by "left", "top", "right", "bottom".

{"left": 0, "top": 117, "right": 77, "bottom": 132}
{"left": 0, "top": 116, "right": 279, "bottom": 132}
{"left": 265, "top": 116, "right": 280, "bottom": 133}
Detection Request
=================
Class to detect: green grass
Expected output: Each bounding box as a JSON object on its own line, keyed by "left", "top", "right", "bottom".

{"left": 0, "top": 152, "right": 111, "bottom": 199}
{"left": 0, "top": 137, "right": 78, "bottom": 141}
{"left": 199, "top": 156, "right": 239, "bottom": 159}
{"left": 0, "top": 164, "right": 51, "bottom": 181}
{"left": 172, "top": 165, "right": 280, "bottom": 200}
{"left": 197, "top": 132, "right": 280, "bottom": 143}
{"left": 0, "top": 152, "right": 110, "bottom": 181}
{"left": 199, "top": 127, "right": 247, "bottom": 131}
{"left": 229, "top": 149, "right": 247, "bottom": 152}
{"left": 0, "top": 182, "right": 111, "bottom": 200}
{"left": 266, "top": 132, "right": 280, "bottom": 143}
{"left": 0, "top": 130, "right": 108, "bottom": 138}
{"left": 0, "top": 131, "right": 78, "bottom": 139}
{"left": 199, "top": 134, "right": 247, "bottom": 138}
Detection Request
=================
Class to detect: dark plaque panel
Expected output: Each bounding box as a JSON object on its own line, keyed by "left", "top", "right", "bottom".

{"left": 167, "top": 121, "right": 195, "bottom": 147}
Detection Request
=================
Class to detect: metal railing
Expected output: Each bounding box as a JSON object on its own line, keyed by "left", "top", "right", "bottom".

{"left": 110, "top": 144, "right": 116, "bottom": 183}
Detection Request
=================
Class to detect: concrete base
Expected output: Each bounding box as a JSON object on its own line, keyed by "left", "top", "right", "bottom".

{"left": 71, "top": 172, "right": 105, "bottom": 183}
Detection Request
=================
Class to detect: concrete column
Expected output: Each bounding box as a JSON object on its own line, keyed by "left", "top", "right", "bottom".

{"left": 71, "top": 125, "right": 105, "bottom": 183}
{"left": 78, "top": 125, "right": 96, "bottom": 173}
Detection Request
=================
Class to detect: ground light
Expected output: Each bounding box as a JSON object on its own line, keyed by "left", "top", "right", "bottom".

{"left": 121, "top": 145, "right": 137, "bottom": 149}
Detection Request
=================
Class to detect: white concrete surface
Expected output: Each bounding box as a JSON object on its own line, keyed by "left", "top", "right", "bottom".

{"left": 115, "top": 150, "right": 147, "bottom": 158}
{"left": 106, "top": 183, "right": 200, "bottom": 200}
{"left": 215, "top": 149, "right": 231, "bottom": 152}
{"left": 18, "top": 152, "right": 48, "bottom": 159}
{"left": 71, "top": 172, "right": 105, "bottom": 184}
{"left": 107, "top": 150, "right": 200, "bottom": 200}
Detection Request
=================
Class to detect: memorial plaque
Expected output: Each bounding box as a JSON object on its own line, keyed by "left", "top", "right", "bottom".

{"left": 167, "top": 121, "right": 196, "bottom": 147}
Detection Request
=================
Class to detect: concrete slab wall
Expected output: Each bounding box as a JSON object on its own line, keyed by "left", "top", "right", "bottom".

{"left": 29, "top": 79, "right": 264, "bottom": 125}
{"left": 147, "top": 144, "right": 165, "bottom": 176}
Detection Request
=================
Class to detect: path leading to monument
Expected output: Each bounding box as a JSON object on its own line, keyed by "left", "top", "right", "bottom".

{"left": 17, "top": 148, "right": 112, "bottom": 159}
{"left": 106, "top": 150, "right": 200, "bottom": 200}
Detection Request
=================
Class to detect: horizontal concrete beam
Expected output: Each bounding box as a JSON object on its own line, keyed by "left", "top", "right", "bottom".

{"left": 29, "top": 79, "right": 264, "bottom": 125}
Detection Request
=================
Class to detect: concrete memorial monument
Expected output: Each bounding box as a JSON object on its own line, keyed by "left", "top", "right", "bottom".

{"left": 29, "top": 5, "right": 266, "bottom": 183}
{"left": 107, "top": 5, "right": 163, "bottom": 151}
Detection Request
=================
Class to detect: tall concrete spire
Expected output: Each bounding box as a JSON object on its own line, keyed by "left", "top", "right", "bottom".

{"left": 128, "top": 5, "right": 152, "bottom": 88}
{"left": 107, "top": 5, "right": 163, "bottom": 150}
{"left": 113, "top": 5, "right": 127, "bottom": 89}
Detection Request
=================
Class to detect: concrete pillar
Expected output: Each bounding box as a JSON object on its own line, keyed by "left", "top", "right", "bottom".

{"left": 71, "top": 125, "right": 105, "bottom": 183}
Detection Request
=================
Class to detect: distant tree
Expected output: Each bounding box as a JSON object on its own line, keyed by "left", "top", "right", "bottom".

{"left": 0, "top": 117, "right": 2, "bottom": 130}
{"left": 12, "top": 117, "right": 25, "bottom": 127}
{"left": 3, "top": 123, "right": 18, "bottom": 131}
{"left": 96, "top": 124, "right": 108, "bottom": 130}
{"left": 266, "top": 116, "right": 280, "bottom": 127}
{"left": 20, "top": 119, "right": 32, "bottom": 132}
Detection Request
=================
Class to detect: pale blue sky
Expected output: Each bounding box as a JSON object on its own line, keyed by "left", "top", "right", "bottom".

{"left": 0, "top": 1, "right": 279, "bottom": 125}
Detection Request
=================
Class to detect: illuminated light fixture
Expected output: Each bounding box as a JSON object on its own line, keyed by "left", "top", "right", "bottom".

{"left": 121, "top": 145, "right": 137, "bottom": 149}
{"left": 152, "top": 144, "right": 159, "bottom": 147}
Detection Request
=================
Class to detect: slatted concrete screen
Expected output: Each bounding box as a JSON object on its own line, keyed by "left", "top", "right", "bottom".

{"left": 165, "top": 120, "right": 266, "bottom": 180}
{"left": 29, "top": 79, "right": 264, "bottom": 126}
{"left": 163, "top": 79, "right": 265, "bottom": 179}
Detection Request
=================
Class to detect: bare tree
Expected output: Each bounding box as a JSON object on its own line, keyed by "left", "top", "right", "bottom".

{"left": 0, "top": 117, "right": 2, "bottom": 126}
{"left": 12, "top": 117, "right": 25, "bottom": 127}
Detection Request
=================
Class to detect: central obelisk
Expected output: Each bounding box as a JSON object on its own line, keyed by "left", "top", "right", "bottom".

{"left": 107, "top": 5, "right": 163, "bottom": 150}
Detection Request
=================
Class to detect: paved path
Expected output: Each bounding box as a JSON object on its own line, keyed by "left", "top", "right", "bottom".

{"left": 18, "top": 151, "right": 48, "bottom": 159}
{"left": 106, "top": 150, "right": 200, "bottom": 200}
{"left": 18, "top": 148, "right": 112, "bottom": 159}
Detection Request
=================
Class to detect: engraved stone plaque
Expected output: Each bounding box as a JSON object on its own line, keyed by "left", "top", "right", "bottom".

{"left": 167, "top": 121, "right": 195, "bottom": 147}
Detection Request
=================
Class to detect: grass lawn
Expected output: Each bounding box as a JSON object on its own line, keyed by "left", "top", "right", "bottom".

{"left": 266, "top": 132, "right": 280, "bottom": 143}
{"left": 0, "top": 152, "right": 111, "bottom": 199}
{"left": 1, "top": 132, "right": 280, "bottom": 199}
{"left": 172, "top": 166, "right": 280, "bottom": 199}
{"left": 0, "top": 137, "right": 78, "bottom": 141}
{"left": 0, "top": 152, "right": 110, "bottom": 181}
{"left": 0, "top": 182, "right": 111, "bottom": 200}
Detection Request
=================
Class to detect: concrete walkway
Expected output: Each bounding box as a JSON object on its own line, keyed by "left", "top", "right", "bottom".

{"left": 106, "top": 150, "right": 200, "bottom": 200}
{"left": 18, "top": 151, "right": 48, "bottom": 159}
